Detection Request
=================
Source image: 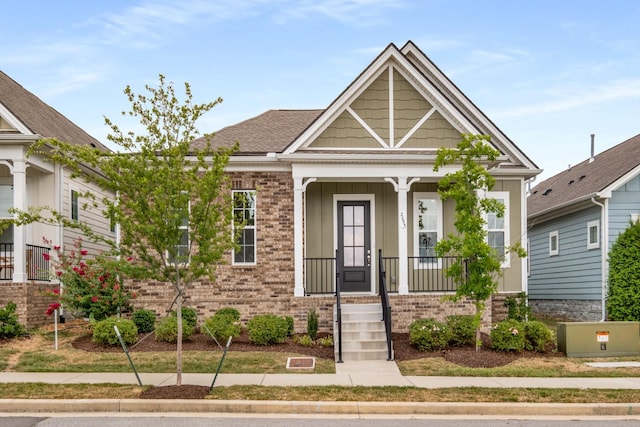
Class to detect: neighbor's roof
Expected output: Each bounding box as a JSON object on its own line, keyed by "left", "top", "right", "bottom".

{"left": 0, "top": 70, "right": 108, "bottom": 151}
{"left": 528, "top": 133, "right": 640, "bottom": 218}
{"left": 192, "top": 109, "right": 324, "bottom": 154}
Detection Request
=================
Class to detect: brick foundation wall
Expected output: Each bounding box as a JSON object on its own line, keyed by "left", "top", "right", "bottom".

{"left": 0, "top": 282, "right": 59, "bottom": 329}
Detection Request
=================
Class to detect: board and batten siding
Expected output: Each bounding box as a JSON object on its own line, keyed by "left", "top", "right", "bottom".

{"left": 608, "top": 174, "right": 640, "bottom": 249}
{"left": 528, "top": 206, "right": 602, "bottom": 300}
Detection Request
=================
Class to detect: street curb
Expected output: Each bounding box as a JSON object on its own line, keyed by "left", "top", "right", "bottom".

{"left": 0, "top": 400, "right": 640, "bottom": 416}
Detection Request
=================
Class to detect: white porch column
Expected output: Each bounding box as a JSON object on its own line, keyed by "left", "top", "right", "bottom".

{"left": 293, "top": 177, "right": 304, "bottom": 296}
{"left": 12, "top": 160, "right": 27, "bottom": 283}
{"left": 293, "top": 176, "right": 316, "bottom": 297}
{"left": 396, "top": 177, "right": 409, "bottom": 295}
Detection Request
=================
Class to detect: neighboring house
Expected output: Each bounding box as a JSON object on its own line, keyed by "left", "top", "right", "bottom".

{"left": 134, "top": 41, "right": 540, "bottom": 346}
{"left": 0, "top": 71, "right": 114, "bottom": 327}
{"left": 527, "top": 133, "right": 640, "bottom": 321}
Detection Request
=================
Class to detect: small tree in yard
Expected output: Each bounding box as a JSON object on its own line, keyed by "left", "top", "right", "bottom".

{"left": 434, "top": 134, "right": 525, "bottom": 352}
{"left": 17, "top": 75, "right": 238, "bottom": 385}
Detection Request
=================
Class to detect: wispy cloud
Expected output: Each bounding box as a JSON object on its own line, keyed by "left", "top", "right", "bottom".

{"left": 495, "top": 79, "right": 640, "bottom": 118}
{"left": 275, "top": 0, "right": 405, "bottom": 26}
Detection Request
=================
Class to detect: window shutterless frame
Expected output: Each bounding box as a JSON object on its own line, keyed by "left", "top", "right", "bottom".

{"left": 232, "top": 190, "right": 256, "bottom": 265}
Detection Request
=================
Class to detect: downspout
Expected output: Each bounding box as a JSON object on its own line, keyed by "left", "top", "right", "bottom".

{"left": 591, "top": 197, "right": 607, "bottom": 321}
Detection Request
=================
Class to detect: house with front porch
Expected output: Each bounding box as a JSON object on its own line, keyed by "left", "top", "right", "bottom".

{"left": 134, "top": 41, "right": 540, "bottom": 359}
{"left": 0, "top": 71, "right": 114, "bottom": 327}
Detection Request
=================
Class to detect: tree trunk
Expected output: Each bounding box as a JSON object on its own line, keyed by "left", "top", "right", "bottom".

{"left": 176, "top": 273, "right": 183, "bottom": 386}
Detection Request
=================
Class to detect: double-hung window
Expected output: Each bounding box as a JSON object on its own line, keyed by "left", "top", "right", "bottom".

{"left": 233, "top": 190, "right": 256, "bottom": 264}
{"left": 486, "top": 191, "right": 509, "bottom": 267}
{"left": 413, "top": 193, "right": 442, "bottom": 267}
{"left": 587, "top": 220, "right": 599, "bottom": 250}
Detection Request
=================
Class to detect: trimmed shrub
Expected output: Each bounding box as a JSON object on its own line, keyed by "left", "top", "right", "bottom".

{"left": 307, "top": 309, "right": 319, "bottom": 340}
{"left": 285, "top": 316, "right": 294, "bottom": 337}
{"left": 524, "top": 320, "right": 555, "bottom": 352}
{"left": 203, "top": 313, "right": 241, "bottom": 343}
{"left": 93, "top": 317, "right": 138, "bottom": 346}
{"left": 155, "top": 315, "right": 194, "bottom": 343}
{"left": 247, "top": 314, "right": 289, "bottom": 345}
{"left": 0, "top": 301, "right": 25, "bottom": 339}
{"left": 445, "top": 315, "right": 475, "bottom": 347}
{"left": 409, "top": 318, "right": 452, "bottom": 351}
{"left": 608, "top": 220, "right": 640, "bottom": 320}
{"left": 170, "top": 306, "right": 198, "bottom": 329}
{"left": 490, "top": 319, "right": 525, "bottom": 352}
{"left": 132, "top": 309, "right": 156, "bottom": 334}
{"left": 215, "top": 307, "right": 241, "bottom": 321}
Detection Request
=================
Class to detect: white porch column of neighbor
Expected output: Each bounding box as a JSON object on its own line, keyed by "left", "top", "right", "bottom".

{"left": 385, "top": 176, "right": 418, "bottom": 295}
{"left": 11, "top": 159, "right": 27, "bottom": 283}
{"left": 293, "top": 177, "right": 316, "bottom": 297}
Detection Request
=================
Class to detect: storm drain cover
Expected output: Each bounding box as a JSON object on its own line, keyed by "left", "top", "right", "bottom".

{"left": 286, "top": 357, "right": 315, "bottom": 369}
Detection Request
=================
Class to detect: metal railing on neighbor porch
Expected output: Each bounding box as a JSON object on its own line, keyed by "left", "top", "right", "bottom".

{"left": 0, "top": 243, "right": 50, "bottom": 281}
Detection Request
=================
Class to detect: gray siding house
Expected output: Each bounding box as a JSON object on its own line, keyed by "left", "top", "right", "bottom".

{"left": 528, "top": 134, "right": 640, "bottom": 321}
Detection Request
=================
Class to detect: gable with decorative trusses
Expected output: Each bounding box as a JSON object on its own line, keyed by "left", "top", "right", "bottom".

{"left": 306, "top": 62, "right": 462, "bottom": 152}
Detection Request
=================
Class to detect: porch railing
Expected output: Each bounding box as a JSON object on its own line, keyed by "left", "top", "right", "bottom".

{"left": 304, "top": 257, "right": 336, "bottom": 295}
{"left": 378, "top": 250, "right": 393, "bottom": 360}
{"left": 0, "top": 243, "right": 50, "bottom": 281}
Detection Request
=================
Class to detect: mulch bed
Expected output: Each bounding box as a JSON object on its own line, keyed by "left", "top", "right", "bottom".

{"left": 71, "top": 328, "right": 562, "bottom": 400}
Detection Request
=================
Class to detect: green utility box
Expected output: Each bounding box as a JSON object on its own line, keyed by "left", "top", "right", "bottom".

{"left": 557, "top": 322, "right": 640, "bottom": 357}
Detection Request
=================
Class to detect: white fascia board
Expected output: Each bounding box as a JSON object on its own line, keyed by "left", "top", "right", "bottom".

{"left": 599, "top": 164, "right": 640, "bottom": 198}
{"left": 225, "top": 156, "right": 290, "bottom": 172}
{"left": 0, "top": 134, "right": 40, "bottom": 143}
{"left": 284, "top": 49, "right": 398, "bottom": 155}
{"left": 401, "top": 43, "right": 539, "bottom": 171}
{"left": 291, "top": 163, "right": 459, "bottom": 180}
{"left": 0, "top": 103, "right": 33, "bottom": 135}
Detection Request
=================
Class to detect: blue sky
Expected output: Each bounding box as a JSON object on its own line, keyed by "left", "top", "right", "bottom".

{"left": 3, "top": 0, "right": 640, "bottom": 182}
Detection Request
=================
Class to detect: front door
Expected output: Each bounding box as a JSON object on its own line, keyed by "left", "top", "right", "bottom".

{"left": 338, "top": 201, "right": 371, "bottom": 292}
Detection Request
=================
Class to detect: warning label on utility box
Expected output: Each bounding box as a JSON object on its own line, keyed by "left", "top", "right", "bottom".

{"left": 596, "top": 331, "right": 609, "bottom": 343}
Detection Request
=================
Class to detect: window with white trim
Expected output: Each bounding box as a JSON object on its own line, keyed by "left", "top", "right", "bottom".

{"left": 549, "top": 230, "right": 559, "bottom": 256}
{"left": 413, "top": 193, "right": 442, "bottom": 266}
{"left": 486, "top": 191, "right": 509, "bottom": 267}
{"left": 71, "top": 189, "right": 79, "bottom": 221}
{"left": 233, "top": 190, "right": 256, "bottom": 264}
{"left": 587, "top": 220, "right": 599, "bottom": 249}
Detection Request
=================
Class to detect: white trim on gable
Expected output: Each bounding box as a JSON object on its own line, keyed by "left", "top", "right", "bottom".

{"left": 284, "top": 43, "right": 482, "bottom": 155}
{"left": 0, "top": 103, "right": 33, "bottom": 135}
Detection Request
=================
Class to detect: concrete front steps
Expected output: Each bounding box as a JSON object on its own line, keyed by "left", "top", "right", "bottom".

{"left": 333, "top": 303, "right": 393, "bottom": 361}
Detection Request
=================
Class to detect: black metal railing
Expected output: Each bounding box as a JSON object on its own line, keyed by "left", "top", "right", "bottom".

{"left": 408, "top": 256, "right": 459, "bottom": 292}
{"left": 334, "top": 249, "right": 343, "bottom": 363}
{"left": 378, "top": 250, "right": 393, "bottom": 361}
{"left": 27, "top": 244, "right": 50, "bottom": 281}
{"left": 0, "top": 243, "right": 50, "bottom": 281}
{"left": 0, "top": 243, "right": 13, "bottom": 280}
{"left": 303, "top": 257, "right": 335, "bottom": 295}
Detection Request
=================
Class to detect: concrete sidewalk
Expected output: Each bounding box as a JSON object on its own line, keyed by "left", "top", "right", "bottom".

{"left": 2, "top": 361, "right": 640, "bottom": 416}
{"left": 2, "top": 360, "right": 640, "bottom": 389}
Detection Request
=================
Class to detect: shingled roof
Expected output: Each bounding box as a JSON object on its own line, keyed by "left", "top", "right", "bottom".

{"left": 0, "top": 71, "right": 108, "bottom": 151}
{"left": 528, "top": 133, "right": 640, "bottom": 218}
{"left": 192, "top": 109, "right": 323, "bottom": 154}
